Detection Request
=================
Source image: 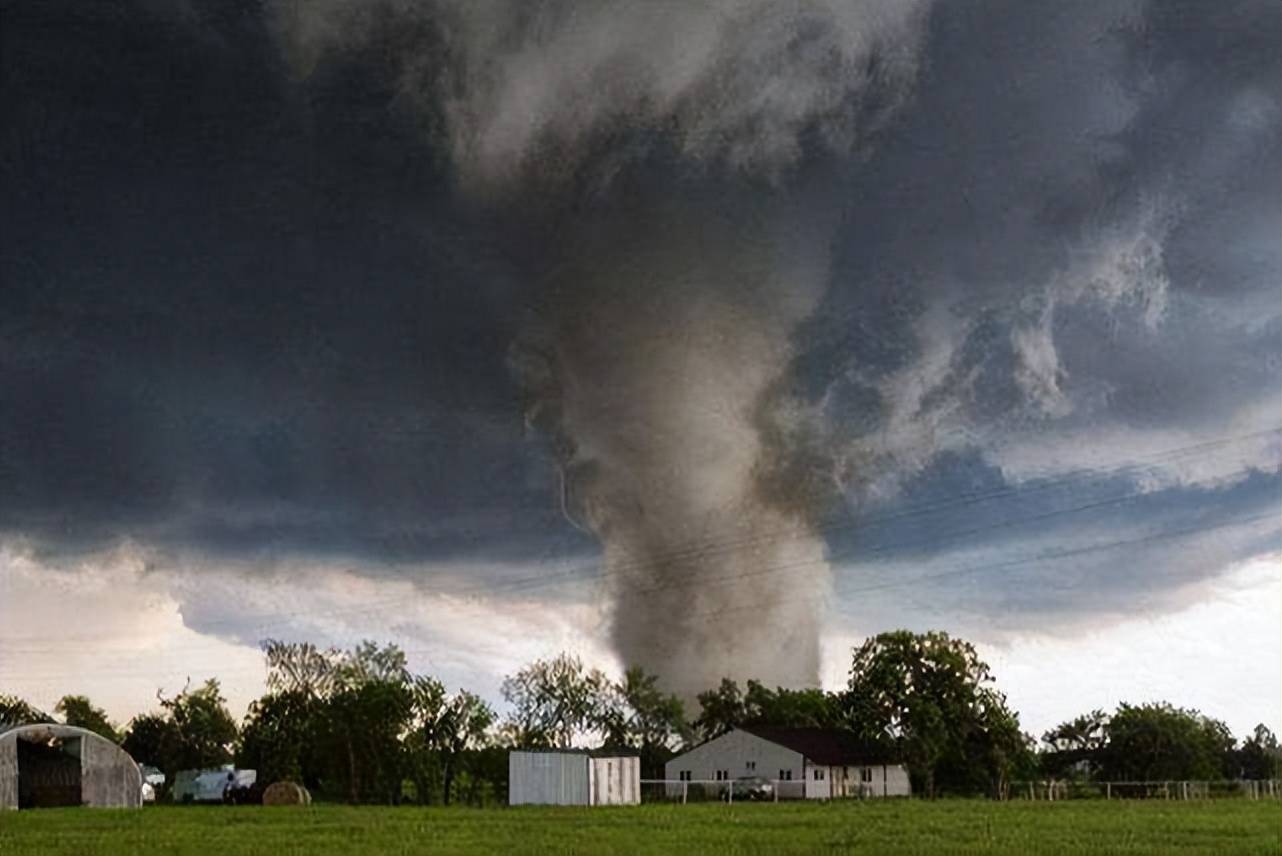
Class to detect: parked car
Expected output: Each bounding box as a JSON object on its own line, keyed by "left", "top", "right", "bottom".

{"left": 728, "top": 776, "right": 775, "bottom": 801}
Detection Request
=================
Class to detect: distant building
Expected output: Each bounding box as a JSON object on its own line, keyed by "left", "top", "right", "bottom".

{"left": 664, "top": 727, "right": 910, "bottom": 799}
{"left": 508, "top": 749, "right": 640, "bottom": 806}
{"left": 0, "top": 723, "right": 143, "bottom": 809}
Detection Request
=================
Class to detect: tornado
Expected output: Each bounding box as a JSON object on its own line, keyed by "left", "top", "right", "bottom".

{"left": 506, "top": 185, "right": 843, "bottom": 695}
{"left": 279, "top": 0, "right": 930, "bottom": 695}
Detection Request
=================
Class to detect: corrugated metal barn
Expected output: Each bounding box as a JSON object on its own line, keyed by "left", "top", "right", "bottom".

{"left": 0, "top": 724, "right": 142, "bottom": 809}
{"left": 508, "top": 750, "right": 640, "bottom": 806}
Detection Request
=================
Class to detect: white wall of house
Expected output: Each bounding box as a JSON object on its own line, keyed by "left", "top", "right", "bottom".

{"left": 663, "top": 730, "right": 911, "bottom": 799}
{"left": 803, "top": 761, "right": 830, "bottom": 799}
{"left": 665, "top": 729, "right": 805, "bottom": 785}
{"left": 825, "top": 764, "right": 912, "bottom": 798}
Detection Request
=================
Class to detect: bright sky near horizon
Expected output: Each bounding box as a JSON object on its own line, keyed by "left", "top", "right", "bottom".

{"left": 2, "top": 0, "right": 1279, "bottom": 741}
{"left": 2, "top": 545, "right": 1278, "bottom": 739}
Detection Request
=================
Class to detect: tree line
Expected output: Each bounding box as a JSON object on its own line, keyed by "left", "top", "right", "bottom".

{"left": 2, "top": 630, "right": 1277, "bottom": 803}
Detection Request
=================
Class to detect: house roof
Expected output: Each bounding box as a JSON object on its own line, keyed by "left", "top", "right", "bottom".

{"left": 509, "top": 747, "right": 640, "bottom": 758}
{"left": 739, "top": 726, "right": 898, "bottom": 766}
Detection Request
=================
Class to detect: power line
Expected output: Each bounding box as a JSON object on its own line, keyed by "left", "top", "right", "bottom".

{"left": 459, "top": 425, "right": 1282, "bottom": 599}
{"left": 0, "top": 438, "right": 1261, "bottom": 650}
{"left": 3, "top": 506, "right": 1273, "bottom": 681}
{"left": 2, "top": 427, "right": 1276, "bottom": 652}
{"left": 2, "top": 486, "right": 1275, "bottom": 672}
{"left": 646, "top": 507, "right": 1279, "bottom": 626}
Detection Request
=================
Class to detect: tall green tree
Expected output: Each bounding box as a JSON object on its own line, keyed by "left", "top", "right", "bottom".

{"left": 55, "top": 695, "right": 121, "bottom": 743}
{"left": 236, "top": 690, "right": 322, "bottom": 790}
{"left": 1236, "top": 724, "right": 1281, "bottom": 780}
{"left": 693, "top": 678, "right": 746, "bottom": 742}
{"left": 501, "top": 653, "right": 609, "bottom": 748}
{"left": 317, "top": 641, "right": 414, "bottom": 804}
{"left": 598, "top": 667, "right": 689, "bottom": 778}
{"left": 1098, "top": 703, "right": 1235, "bottom": 781}
{"left": 0, "top": 694, "right": 51, "bottom": 729}
{"left": 1041, "top": 709, "right": 1108, "bottom": 779}
{"left": 121, "top": 712, "right": 177, "bottom": 794}
{"left": 122, "top": 679, "right": 237, "bottom": 785}
{"left": 407, "top": 676, "right": 495, "bottom": 804}
{"left": 257, "top": 639, "right": 455, "bottom": 804}
{"left": 743, "top": 682, "right": 843, "bottom": 730}
{"left": 259, "top": 639, "right": 416, "bottom": 802}
{"left": 261, "top": 639, "right": 346, "bottom": 698}
{"left": 842, "top": 630, "right": 1030, "bottom": 797}
{"left": 164, "top": 679, "right": 239, "bottom": 771}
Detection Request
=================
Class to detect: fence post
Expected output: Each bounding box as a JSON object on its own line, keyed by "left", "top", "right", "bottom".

{"left": 1105, "top": 782, "right": 1110, "bottom": 801}
{"left": 1028, "top": 782, "right": 1034, "bottom": 801}
{"left": 682, "top": 781, "right": 687, "bottom": 805}
{"left": 728, "top": 781, "right": 733, "bottom": 805}
{"left": 773, "top": 781, "right": 779, "bottom": 803}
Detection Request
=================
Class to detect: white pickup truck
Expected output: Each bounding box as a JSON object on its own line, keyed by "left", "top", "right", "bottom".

{"left": 139, "top": 765, "right": 166, "bottom": 803}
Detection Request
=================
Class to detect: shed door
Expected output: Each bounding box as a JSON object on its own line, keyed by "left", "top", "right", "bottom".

{"left": 17, "top": 737, "right": 81, "bottom": 808}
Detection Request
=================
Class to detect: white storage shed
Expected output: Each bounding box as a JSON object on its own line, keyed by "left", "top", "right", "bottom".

{"left": 508, "top": 750, "right": 640, "bottom": 806}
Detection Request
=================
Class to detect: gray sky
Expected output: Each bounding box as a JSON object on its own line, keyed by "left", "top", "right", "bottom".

{"left": 1, "top": 0, "right": 1278, "bottom": 736}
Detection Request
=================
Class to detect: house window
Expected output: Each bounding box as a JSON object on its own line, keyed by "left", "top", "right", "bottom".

{"left": 746, "top": 761, "right": 756, "bottom": 772}
{"left": 861, "top": 768, "right": 873, "bottom": 783}
{"left": 678, "top": 770, "right": 692, "bottom": 782}
{"left": 813, "top": 768, "right": 825, "bottom": 781}
{"left": 778, "top": 770, "right": 792, "bottom": 781}
{"left": 715, "top": 770, "right": 729, "bottom": 781}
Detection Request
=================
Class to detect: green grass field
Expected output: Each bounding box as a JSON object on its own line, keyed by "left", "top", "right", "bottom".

{"left": 1, "top": 801, "right": 1278, "bottom": 856}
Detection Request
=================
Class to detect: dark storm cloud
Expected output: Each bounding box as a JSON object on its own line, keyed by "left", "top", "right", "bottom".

{"left": 791, "top": 0, "right": 1279, "bottom": 478}
{"left": 1, "top": 0, "right": 592, "bottom": 569}
{"left": 2, "top": 0, "right": 1278, "bottom": 639}
{"left": 782, "top": 0, "right": 1281, "bottom": 622}
{"left": 833, "top": 467, "right": 1281, "bottom": 639}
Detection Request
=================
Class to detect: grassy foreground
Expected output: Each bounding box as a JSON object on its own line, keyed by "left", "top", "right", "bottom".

{"left": 1, "top": 800, "right": 1278, "bottom": 856}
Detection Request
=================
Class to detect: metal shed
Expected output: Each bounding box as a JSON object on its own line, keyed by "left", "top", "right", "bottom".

{"left": 0, "top": 724, "right": 143, "bottom": 809}
{"left": 508, "top": 750, "right": 639, "bottom": 806}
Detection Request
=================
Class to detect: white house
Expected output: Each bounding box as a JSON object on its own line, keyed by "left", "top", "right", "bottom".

{"left": 664, "top": 727, "right": 910, "bottom": 799}
{"left": 508, "top": 750, "right": 640, "bottom": 806}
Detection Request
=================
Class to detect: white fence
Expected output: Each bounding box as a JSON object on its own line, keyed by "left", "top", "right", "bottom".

{"left": 639, "top": 778, "right": 1282, "bottom": 804}
{"left": 638, "top": 779, "right": 846, "bottom": 803}
{"left": 1008, "top": 780, "right": 1281, "bottom": 801}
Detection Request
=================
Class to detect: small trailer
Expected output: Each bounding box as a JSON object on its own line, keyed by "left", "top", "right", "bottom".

{"left": 172, "top": 766, "right": 257, "bottom": 803}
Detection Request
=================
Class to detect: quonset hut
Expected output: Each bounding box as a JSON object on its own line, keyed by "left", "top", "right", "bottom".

{"left": 0, "top": 724, "right": 142, "bottom": 809}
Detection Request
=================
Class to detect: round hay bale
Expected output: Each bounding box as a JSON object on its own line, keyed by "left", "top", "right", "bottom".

{"left": 262, "top": 781, "right": 311, "bottom": 806}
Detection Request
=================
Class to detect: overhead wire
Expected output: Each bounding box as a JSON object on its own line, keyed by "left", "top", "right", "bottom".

{"left": 2, "top": 451, "right": 1276, "bottom": 671}
{"left": 2, "top": 426, "right": 1276, "bottom": 652}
